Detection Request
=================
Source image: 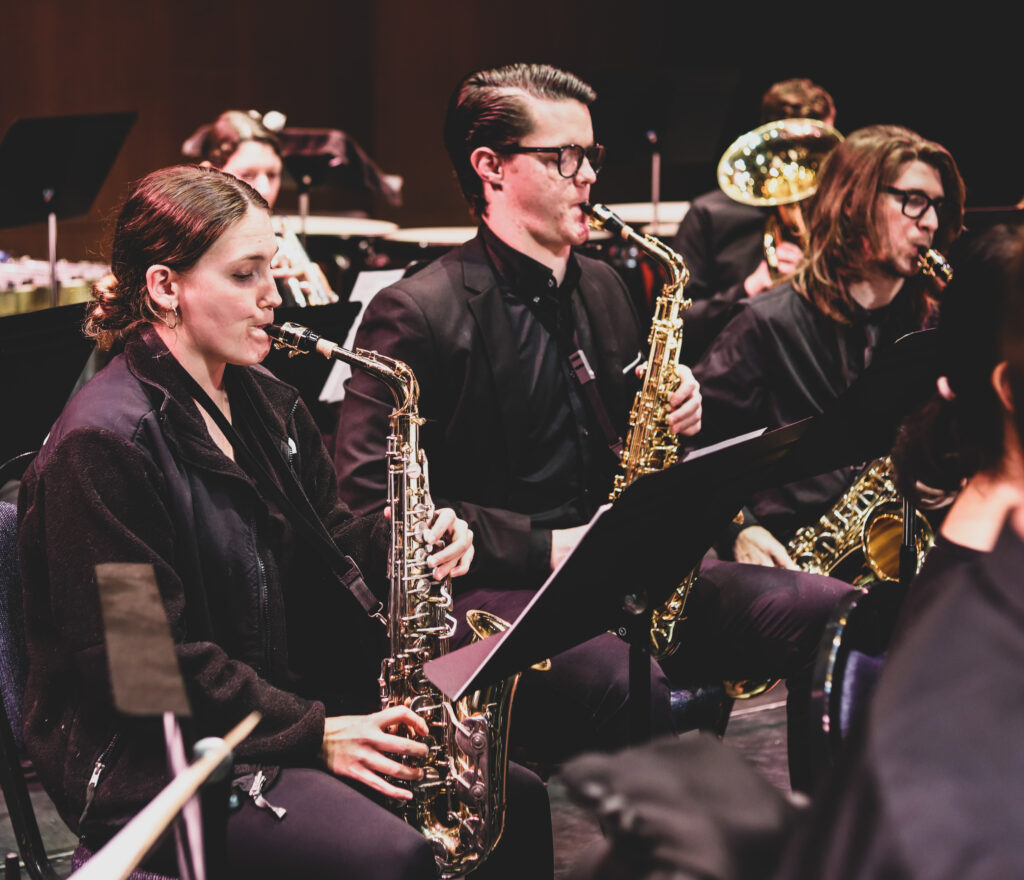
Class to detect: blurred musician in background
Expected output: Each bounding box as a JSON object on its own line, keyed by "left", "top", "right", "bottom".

{"left": 671, "top": 78, "right": 838, "bottom": 361}
{"left": 17, "top": 165, "right": 549, "bottom": 878}
{"left": 182, "top": 109, "right": 336, "bottom": 308}
{"left": 694, "top": 124, "right": 965, "bottom": 569}
{"left": 334, "top": 62, "right": 849, "bottom": 792}
{"left": 777, "top": 222, "right": 1024, "bottom": 880}
{"left": 182, "top": 109, "right": 285, "bottom": 207}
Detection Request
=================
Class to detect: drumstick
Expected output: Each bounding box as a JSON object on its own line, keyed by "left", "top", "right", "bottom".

{"left": 70, "top": 712, "right": 261, "bottom": 880}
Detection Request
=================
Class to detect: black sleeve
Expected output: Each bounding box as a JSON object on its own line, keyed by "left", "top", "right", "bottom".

{"left": 333, "top": 284, "right": 547, "bottom": 590}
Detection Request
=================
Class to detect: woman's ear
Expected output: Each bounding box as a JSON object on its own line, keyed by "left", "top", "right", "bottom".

{"left": 145, "top": 264, "right": 178, "bottom": 313}
{"left": 470, "top": 146, "right": 504, "bottom": 191}
{"left": 992, "top": 361, "right": 1013, "bottom": 413}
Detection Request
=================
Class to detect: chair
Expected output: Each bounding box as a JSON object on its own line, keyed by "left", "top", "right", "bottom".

{"left": 0, "top": 484, "right": 175, "bottom": 880}
{"left": 807, "top": 582, "right": 902, "bottom": 783}
{"left": 0, "top": 498, "right": 59, "bottom": 880}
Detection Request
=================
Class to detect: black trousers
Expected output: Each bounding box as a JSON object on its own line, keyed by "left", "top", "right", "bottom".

{"left": 222, "top": 763, "right": 552, "bottom": 879}
{"left": 456, "top": 561, "right": 848, "bottom": 792}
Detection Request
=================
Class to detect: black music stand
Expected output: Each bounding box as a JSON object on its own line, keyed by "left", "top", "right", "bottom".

{"left": 0, "top": 304, "right": 95, "bottom": 464}
{"left": 0, "top": 112, "right": 136, "bottom": 307}
{"left": 424, "top": 329, "right": 939, "bottom": 742}
{"left": 277, "top": 128, "right": 402, "bottom": 248}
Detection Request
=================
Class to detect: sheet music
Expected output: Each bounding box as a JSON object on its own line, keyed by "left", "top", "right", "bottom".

{"left": 319, "top": 268, "right": 405, "bottom": 402}
{"left": 682, "top": 427, "right": 766, "bottom": 462}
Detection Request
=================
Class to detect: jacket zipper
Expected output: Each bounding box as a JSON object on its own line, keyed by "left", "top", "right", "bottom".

{"left": 251, "top": 515, "right": 271, "bottom": 676}
{"left": 246, "top": 768, "right": 287, "bottom": 819}
{"left": 79, "top": 732, "right": 121, "bottom": 827}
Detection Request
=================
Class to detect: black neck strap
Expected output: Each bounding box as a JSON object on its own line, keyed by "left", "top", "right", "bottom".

{"left": 568, "top": 331, "right": 624, "bottom": 458}
{"left": 174, "top": 363, "right": 385, "bottom": 626}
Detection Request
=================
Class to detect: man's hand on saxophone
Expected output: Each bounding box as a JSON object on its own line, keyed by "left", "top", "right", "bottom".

{"left": 733, "top": 525, "right": 799, "bottom": 570}
{"left": 664, "top": 364, "right": 703, "bottom": 437}
{"left": 320, "top": 707, "right": 431, "bottom": 801}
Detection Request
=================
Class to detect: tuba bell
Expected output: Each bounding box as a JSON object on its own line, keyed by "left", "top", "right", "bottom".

{"left": 717, "top": 118, "right": 843, "bottom": 279}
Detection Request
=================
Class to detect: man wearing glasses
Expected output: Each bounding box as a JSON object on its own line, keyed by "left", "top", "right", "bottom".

{"left": 334, "top": 64, "right": 851, "bottom": 790}
{"left": 693, "top": 124, "right": 966, "bottom": 570}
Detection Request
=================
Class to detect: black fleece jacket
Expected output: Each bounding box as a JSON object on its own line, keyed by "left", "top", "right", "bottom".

{"left": 17, "top": 325, "right": 389, "bottom": 843}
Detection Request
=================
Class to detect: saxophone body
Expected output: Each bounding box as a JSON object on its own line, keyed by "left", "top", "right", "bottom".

{"left": 266, "top": 322, "right": 517, "bottom": 879}
{"left": 787, "top": 456, "right": 934, "bottom": 584}
{"left": 584, "top": 204, "right": 699, "bottom": 660}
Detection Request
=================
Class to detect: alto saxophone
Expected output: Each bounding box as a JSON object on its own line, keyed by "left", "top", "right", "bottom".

{"left": 786, "top": 250, "right": 949, "bottom": 583}
{"left": 266, "top": 322, "right": 519, "bottom": 879}
{"left": 786, "top": 456, "right": 934, "bottom": 583}
{"left": 584, "top": 204, "right": 700, "bottom": 661}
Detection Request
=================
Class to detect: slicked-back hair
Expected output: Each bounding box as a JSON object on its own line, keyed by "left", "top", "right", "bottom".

{"left": 85, "top": 165, "right": 269, "bottom": 350}
{"left": 443, "top": 63, "right": 596, "bottom": 215}
{"left": 794, "top": 124, "right": 966, "bottom": 325}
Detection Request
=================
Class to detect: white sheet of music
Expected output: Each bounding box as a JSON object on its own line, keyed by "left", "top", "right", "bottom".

{"left": 319, "top": 268, "right": 405, "bottom": 403}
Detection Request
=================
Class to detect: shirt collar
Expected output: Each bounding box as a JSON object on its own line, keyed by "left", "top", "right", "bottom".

{"left": 480, "top": 222, "right": 581, "bottom": 301}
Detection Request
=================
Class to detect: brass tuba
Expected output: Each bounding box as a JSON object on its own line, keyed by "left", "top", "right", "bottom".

{"left": 266, "top": 322, "right": 519, "bottom": 878}
{"left": 717, "top": 118, "right": 843, "bottom": 279}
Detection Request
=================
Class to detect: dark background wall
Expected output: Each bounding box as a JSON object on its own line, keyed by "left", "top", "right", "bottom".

{"left": 1, "top": 1, "right": 1017, "bottom": 263}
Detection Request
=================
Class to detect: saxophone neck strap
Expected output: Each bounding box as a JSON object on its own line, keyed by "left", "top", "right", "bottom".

{"left": 172, "top": 362, "right": 385, "bottom": 625}
{"left": 568, "top": 331, "right": 624, "bottom": 458}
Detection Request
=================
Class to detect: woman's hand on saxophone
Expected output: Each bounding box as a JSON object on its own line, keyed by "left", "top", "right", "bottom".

{"left": 321, "top": 707, "right": 430, "bottom": 801}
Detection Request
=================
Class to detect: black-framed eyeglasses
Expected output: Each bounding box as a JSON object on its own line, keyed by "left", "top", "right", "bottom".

{"left": 503, "top": 143, "right": 605, "bottom": 178}
{"left": 883, "top": 185, "right": 945, "bottom": 220}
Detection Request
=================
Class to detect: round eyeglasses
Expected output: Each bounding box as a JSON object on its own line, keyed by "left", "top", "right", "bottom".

{"left": 504, "top": 143, "right": 605, "bottom": 178}
{"left": 883, "top": 185, "right": 945, "bottom": 220}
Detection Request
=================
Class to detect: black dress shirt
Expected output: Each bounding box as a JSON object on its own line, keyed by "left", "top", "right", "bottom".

{"left": 694, "top": 281, "right": 923, "bottom": 543}
{"left": 481, "top": 224, "right": 622, "bottom": 565}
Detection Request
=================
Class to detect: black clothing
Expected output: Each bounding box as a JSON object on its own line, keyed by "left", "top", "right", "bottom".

{"left": 333, "top": 230, "right": 849, "bottom": 788}
{"left": 669, "top": 189, "right": 769, "bottom": 361}
{"left": 777, "top": 520, "right": 1024, "bottom": 879}
{"left": 333, "top": 231, "right": 641, "bottom": 593}
{"left": 480, "top": 223, "right": 605, "bottom": 545}
{"left": 18, "top": 325, "right": 549, "bottom": 877}
{"left": 694, "top": 281, "right": 922, "bottom": 542}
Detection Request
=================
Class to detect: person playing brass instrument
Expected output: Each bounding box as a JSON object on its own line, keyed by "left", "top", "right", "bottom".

{"left": 334, "top": 62, "right": 850, "bottom": 793}
{"left": 670, "top": 78, "right": 839, "bottom": 361}
{"left": 694, "top": 124, "right": 965, "bottom": 570}
{"left": 17, "top": 165, "right": 551, "bottom": 878}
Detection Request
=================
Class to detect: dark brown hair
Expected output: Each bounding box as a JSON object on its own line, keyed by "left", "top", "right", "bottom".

{"left": 794, "top": 124, "right": 966, "bottom": 325}
{"left": 181, "top": 110, "right": 282, "bottom": 168}
{"left": 85, "top": 165, "right": 269, "bottom": 350}
{"left": 760, "top": 78, "right": 835, "bottom": 124}
{"left": 443, "top": 63, "right": 596, "bottom": 216}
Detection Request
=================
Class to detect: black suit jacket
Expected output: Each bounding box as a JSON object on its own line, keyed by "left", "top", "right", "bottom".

{"left": 333, "top": 231, "right": 644, "bottom": 591}
{"left": 670, "top": 189, "right": 768, "bottom": 362}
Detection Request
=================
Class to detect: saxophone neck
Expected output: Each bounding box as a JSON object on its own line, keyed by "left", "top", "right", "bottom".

{"left": 583, "top": 203, "right": 690, "bottom": 292}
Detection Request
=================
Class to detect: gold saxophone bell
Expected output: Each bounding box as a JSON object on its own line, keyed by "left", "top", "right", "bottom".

{"left": 717, "top": 118, "right": 843, "bottom": 279}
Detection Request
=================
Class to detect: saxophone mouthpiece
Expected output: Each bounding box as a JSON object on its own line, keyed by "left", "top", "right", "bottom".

{"left": 265, "top": 322, "right": 320, "bottom": 356}
{"left": 917, "top": 247, "right": 954, "bottom": 284}
{"left": 583, "top": 202, "right": 628, "bottom": 237}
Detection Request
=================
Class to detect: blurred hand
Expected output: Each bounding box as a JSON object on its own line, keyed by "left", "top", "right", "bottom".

{"left": 733, "top": 525, "right": 798, "bottom": 569}
{"left": 744, "top": 241, "right": 804, "bottom": 297}
{"left": 551, "top": 524, "right": 589, "bottom": 571}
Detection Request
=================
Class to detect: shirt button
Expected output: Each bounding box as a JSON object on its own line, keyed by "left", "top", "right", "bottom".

{"left": 547, "top": 278, "right": 555, "bottom": 288}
